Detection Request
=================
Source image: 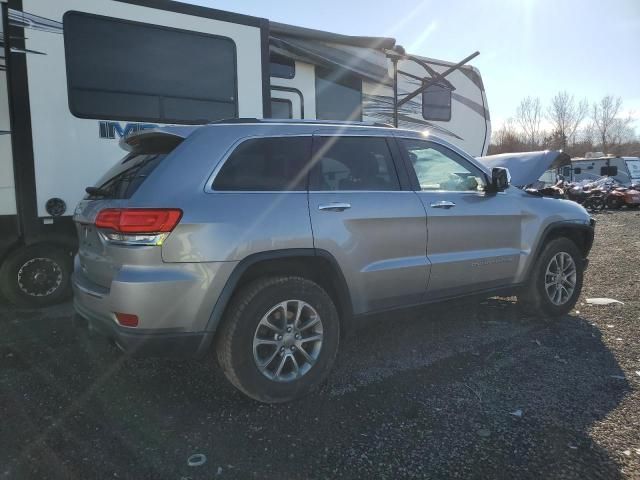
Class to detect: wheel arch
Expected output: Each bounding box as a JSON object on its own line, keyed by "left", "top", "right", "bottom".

{"left": 525, "top": 219, "right": 595, "bottom": 280}
{"left": 196, "top": 248, "right": 353, "bottom": 356}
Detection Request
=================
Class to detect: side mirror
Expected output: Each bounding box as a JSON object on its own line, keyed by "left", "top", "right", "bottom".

{"left": 487, "top": 167, "right": 510, "bottom": 193}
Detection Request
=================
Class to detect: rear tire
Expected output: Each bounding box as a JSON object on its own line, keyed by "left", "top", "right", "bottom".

{"left": 216, "top": 276, "right": 340, "bottom": 403}
{"left": 518, "top": 238, "right": 584, "bottom": 319}
{"left": 0, "top": 244, "right": 73, "bottom": 308}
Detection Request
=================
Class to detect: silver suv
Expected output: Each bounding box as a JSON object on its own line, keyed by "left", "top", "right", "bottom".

{"left": 73, "top": 120, "right": 594, "bottom": 403}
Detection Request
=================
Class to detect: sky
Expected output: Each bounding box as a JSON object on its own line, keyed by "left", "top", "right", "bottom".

{"left": 185, "top": 0, "right": 640, "bottom": 130}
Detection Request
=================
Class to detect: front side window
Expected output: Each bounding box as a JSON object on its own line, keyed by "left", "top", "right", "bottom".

{"left": 422, "top": 83, "right": 452, "bottom": 122}
{"left": 213, "top": 137, "right": 311, "bottom": 191}
{"left": 400, "top": 139, "right": 485, "bottom": 191}
{"left": 315, "top": 67, "right": 362, "bottom": 121}
{"left": 310, "top": 137, "right": 399, "bottom": 191}
{"left": 64, "top": 12, "right": 237, "bottom": 123}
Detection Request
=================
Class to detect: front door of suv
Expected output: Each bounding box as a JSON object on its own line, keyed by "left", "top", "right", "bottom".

{"left": 308, "top": 134, "right": 428, "bottom": 314}
{"left": 397, "top": 138, "right": 522, "bottom": 298}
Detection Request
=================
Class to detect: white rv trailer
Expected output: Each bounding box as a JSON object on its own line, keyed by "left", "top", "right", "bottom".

{"left": 561, "top": 155, "right": 640, "bottom": 185}
{"left": 0, "top": 0, "right": 491, "bottom": 305}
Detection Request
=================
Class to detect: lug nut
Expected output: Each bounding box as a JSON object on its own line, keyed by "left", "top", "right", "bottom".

{"left": 277, "top": 335, "right": 283, "bottom": 340}
{"left": 280, "top": 347, "right": 285, "bottom": 353}
{"left": 295, "top": 334, "right": 301, "bottom": 340}
{"left": 290, "top": 346, "right": 296, "bottom": 351}
{"left": 287, "top": 326, "right": 292, "bottom": 333}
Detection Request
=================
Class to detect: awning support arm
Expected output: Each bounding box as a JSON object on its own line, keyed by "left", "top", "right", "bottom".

{"left": 396, "top": 51, "right": 479, "bottom": 108}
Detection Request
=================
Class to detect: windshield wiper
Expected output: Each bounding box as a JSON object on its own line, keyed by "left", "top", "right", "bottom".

{"left": 85, "top": 186, "right": 112, "bottom": 198}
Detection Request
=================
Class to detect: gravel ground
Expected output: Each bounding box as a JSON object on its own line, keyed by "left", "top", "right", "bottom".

{"left": 1, "top": 210, "right": 639, "bottom": 479}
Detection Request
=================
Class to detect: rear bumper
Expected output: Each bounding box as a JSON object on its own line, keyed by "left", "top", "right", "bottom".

{"left": 74, "top": 299, "right": 207, "bottom": 357}
{"left": 72, "top": 257, "right": 234, "bottom": 357}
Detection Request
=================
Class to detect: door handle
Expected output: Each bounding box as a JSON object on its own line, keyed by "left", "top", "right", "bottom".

{"left": 430, "top": 200, "right": 456, "bottom": 209}
{"left": 318, "top": 202, "right": 351, "bottom": 212}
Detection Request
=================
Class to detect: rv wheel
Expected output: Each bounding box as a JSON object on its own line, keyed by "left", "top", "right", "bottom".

{"left": 0, "top": 245, "right": 73, "bottom": 307}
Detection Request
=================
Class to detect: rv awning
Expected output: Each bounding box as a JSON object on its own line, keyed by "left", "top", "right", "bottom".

{"left": 269, "top": 22, "right": 394, "bottom": 84}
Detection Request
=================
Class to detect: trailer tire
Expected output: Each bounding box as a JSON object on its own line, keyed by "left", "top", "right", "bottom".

{"left": 0, "top": 244, "right": 73, "bottom": 307}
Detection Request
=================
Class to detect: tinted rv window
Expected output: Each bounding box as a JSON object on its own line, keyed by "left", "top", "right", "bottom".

{"left": 270, "top": 54, "right": 295, "bottom": 79}
{"left": 601, "top": 166, "right": 618, "bottom": 176}
{"left": 574, "top": 167, "right": 581, "bottom": 174}
{"left": 213, "top": 137, "right": 311, "bottom": 191}
{"left": 271, "top": 99, "right": 293, "bottom": 119}
{"left": 64, "top": 12, "right": 237, "bottom": 124}
{"left": 422, "top": 84, "right": 452, "bottom": 121}
{"left": 315, "top": 67, "right": 362, "bottom": 121}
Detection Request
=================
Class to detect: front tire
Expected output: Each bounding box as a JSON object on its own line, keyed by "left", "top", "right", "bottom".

{"left": 216, "top": 276, "right": 340, "bottom": 403}
{"left": 519, "top": 238, "right": 584, "bottom": 318}
{"left": 0, "top": 244, "right": 73, "bottom": 307}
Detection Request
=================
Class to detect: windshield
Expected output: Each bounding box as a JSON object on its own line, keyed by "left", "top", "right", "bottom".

{"left": 626, "top": 159, "right": 640, "bottom": 181}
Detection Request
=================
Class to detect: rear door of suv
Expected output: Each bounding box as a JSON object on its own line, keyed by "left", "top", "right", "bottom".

{"left": 396, "top": 137, "right": 522, "bottom": 298}
{"left": 307, "top": 132, "right": 428, "bottom": 314}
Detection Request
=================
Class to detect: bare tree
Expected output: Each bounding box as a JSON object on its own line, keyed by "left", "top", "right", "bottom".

{"left": 515, "top": 96, "right": 542, "bottom": 149}
{"left": 546, "top": 91, "right": 588, "bottom": 150}
{"left": 591, "top": 95, "right": 624, "bottom": 154}
{"left": 489, "top": 118, "right": 525, "bottom": 154}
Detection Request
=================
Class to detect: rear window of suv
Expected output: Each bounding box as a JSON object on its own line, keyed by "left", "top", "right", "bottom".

{"left": 87, "top": 153, "right": 166, "bottom": 199}
{"left": 213, "top": 137, "right": 312, "bottom": 191}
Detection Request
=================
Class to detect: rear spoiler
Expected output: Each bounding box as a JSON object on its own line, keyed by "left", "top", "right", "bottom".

{"left": 120, "top": 127, "right": 197, "bottom": 154}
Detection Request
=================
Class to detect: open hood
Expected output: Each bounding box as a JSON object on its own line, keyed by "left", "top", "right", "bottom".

{"left": 477, "top": 151, "right": 570, "bottom": 187}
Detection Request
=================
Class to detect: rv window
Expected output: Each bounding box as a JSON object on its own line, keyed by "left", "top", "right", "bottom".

{"left": 64, "top": 12, "right": 237, "bottom": 124}
{"left": 310, "top": 137, "right": 399, "bottom": 191}
{"left": 574, "top": 167, "right": 581, "bottom": 174}
{"left": 270, "top": 54, "right": 295, "bottom": 79}
{"left": 315, "top": 67, "right": 362, "bottom": 121}
{"left": 563, "top": 167, "right": 571, "bottom": 177}
{"left": 271, "top": 99, "right": 293, "bottom": 119}
{"left": 600, "top": 166, "right": 618, "bottom": 176}
{"left": 213, "top": 137, "right": 311, "bottom": 191}
{"left": 422, "top": 84, "right": 452, "bottom": 122}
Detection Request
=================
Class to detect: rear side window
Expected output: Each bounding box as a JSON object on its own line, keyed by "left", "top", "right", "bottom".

{"left": 310, "top": 137, "right": 400, "bottom": 191}
{"left": 422, "top": 84, "right": 452, "bottom": 121}
{"left": 64, "top": 12, "right": 237, "bottom": 123}
{"left": 88, "top": 154, "right": 166, "bottom": 199}
{"left": 213, "top": 137, "right": 311, "bottom": 191}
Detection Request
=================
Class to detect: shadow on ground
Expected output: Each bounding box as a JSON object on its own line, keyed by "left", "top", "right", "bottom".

{"left": 0, "top": 299, "right": 630, "bottom": 479}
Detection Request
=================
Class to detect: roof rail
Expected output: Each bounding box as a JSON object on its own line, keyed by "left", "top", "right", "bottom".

{"left": 207, "top": 118, "right": 395, "bottom": 128}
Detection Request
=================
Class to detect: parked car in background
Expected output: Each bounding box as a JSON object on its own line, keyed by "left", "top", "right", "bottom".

{"left": 73, "top": 120, "right": 594, "bottom": 403}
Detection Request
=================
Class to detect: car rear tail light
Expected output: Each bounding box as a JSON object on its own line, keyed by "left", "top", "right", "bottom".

{"left": 95, "top": 208, "right": 182, "bottom": 246}
{"left": 115, "top": 312, "right": 139, "bottom": 327}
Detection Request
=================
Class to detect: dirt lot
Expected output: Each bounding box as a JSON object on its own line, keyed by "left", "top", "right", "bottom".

{"left": 1, "top": 210, "right": 639, "bottom": 479}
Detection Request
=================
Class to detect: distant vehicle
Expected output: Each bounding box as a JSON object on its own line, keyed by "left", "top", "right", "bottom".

{"left": 561, "top": 155, "right": 640, "bottom": 185}
{"left": 73, "top": 120, "right": 594, "bottom": 403}
{"left": 0, "top": 0, "right": 490, "bottom": 306}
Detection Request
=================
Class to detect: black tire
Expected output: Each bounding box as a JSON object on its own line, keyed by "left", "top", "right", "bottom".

{"left": 606, "top": 196, "right": 623, "bottom": 210}
{"left": 585, "top": 196, "right": 604, "bottom": 212}
{"left": 518, "top": 237, "right": 584, "bottom": 319}
{"left": 0, "top": 244, "right": 73, "bottom": 307}
{"left": 215, "top": 276, "right": 340, "bottom": 403}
